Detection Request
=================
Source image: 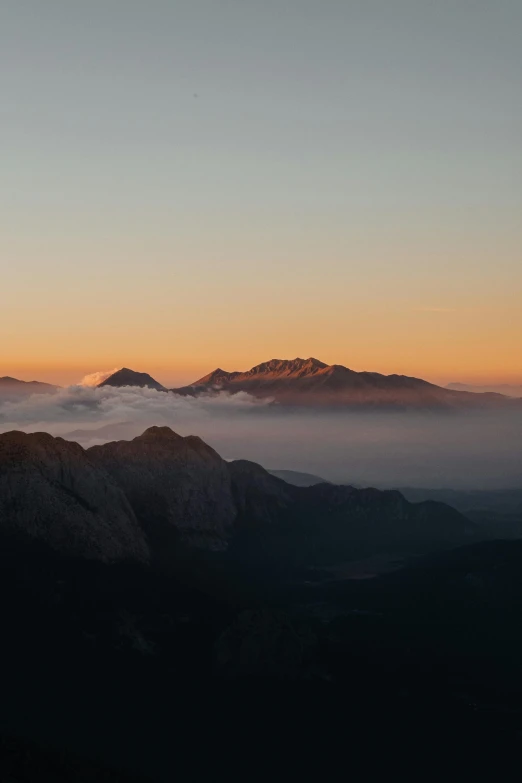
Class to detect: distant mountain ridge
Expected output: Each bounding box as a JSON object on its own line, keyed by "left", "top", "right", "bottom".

{"left": 171, "top": 357, "right": 515, "bottom": 409}
{"left": 448, "top": 382, "right": 522, "bottom": 397}
{"left": 0, "top": 376, "right": 59, "bottom": 398}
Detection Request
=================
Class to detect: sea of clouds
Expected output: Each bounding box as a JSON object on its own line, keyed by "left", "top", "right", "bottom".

{"left": 1, "top": 378, "right": 521, "bottom": 490}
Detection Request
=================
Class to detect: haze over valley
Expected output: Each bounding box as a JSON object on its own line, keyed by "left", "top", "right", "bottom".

{"left": 1, "top": 358, "right": 521, "bottom": 490}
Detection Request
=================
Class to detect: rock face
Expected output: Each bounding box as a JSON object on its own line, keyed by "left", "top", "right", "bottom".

{"left": 0, "top": 431, "right": 149, "bottom": 562}
{"left": 98, "top": 368, "right": 166, "bottom": 391}
{"left": 172, "top": 357, "right": 512, "bottom": 409}
{"left": 88, "top": 427, "right": 236, "bottom": 550}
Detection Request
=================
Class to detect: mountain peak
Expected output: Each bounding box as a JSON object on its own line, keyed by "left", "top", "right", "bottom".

{"left": 194, "top": 367, "right": 233, "bottom": 386}
{"left": 98, "top": 368, "right": 166, "bottom": 391}
{"left": 136, "top": 426, "right": 183, "bottom": 442}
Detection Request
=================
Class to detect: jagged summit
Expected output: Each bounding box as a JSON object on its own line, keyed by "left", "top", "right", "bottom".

{"left": 98, "top": 368, "right": 166, "bottom": 391}
{"left": 244, "top": 357, "right": 328, "bottom": 378}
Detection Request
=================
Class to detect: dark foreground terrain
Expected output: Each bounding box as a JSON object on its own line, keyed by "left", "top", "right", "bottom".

{"left": 1, "top": 428, "right": 521, "bottom": 779}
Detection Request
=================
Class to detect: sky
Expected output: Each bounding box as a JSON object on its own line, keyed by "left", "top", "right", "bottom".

{"left": 1, "top": 0, "right": 521, "bottom": 388}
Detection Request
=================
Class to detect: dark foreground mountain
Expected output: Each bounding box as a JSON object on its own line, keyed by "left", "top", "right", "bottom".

{"left": 99, "top": 368, "right": 166, "bottom": 391}
{"left": 0, "top": 375, "right": 59, "bottom": 399}
{"left": 172, "top": 356, "right": 514, "bottom": 409}
{"left": 88, "top": 427, "right": 237, "bottom": 551}
{"left": 85, "top": 426, "right": 475, "bottom": 567}
{"left": 0, "top": 427, "right": 475, "bottom": 570}
{"left": 0, "top": 427, "right": 520, "bottom": 777}
{"left": 0, "top": 430, "right": 149, "bottom": 562}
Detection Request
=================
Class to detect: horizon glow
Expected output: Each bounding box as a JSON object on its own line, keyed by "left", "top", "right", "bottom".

{"left": 2, "top": 1, "right": 521, "bottom": 387}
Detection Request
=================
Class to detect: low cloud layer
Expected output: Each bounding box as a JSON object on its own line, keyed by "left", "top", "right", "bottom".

{"left": 1, "top": 385, "right": 521, "bottom": 490}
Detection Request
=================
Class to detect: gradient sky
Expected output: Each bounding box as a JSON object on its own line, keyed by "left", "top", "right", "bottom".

{"left": 1, "top": 0, "right": 521, "bottom": 387}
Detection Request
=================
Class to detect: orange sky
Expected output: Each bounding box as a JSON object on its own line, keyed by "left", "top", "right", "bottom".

{"left": 4, "top": 295, "right": 521, "bottom": 389}
{"left": 2, "top": 2, "right": 521, "bottom": 389}
{"left": 3, "top": 247, "right": 521, "bottom": 388}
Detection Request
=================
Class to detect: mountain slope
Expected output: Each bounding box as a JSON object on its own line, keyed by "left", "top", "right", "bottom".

{"left": 172, "top": 357, "right": 511, "bottom": 408}
{"left": 99, "top": 368, "right": 166, "bottom": 391}
{"left": 88, "top": 426, "right": 237, "bottom": 551}
{"left": 229, "top": 460, "right": 475, "bottom": 566}
{"left": 0, "top": 431, "right": 149, "bottom": 562}
{"left": 0, "top": 426, "right": 475, "bottom": 566}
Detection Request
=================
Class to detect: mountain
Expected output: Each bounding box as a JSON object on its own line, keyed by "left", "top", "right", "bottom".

{"left": 0, "top": 375, "right": 59, "bottom": 399}
{"left": 88, "top": 426, "right": 474, "bottom": 563}
{"left": 229, "top": 461, "right": 475, "bottom": 566}
{"left": 172, "top": 357, "right": 513, "bottom": 408}
{"left": 0, "top": 430, "right": 149, "bottom": 562}
{"left": 268, "top": 469, "right": 329, "bottom": 487}
{"left": 0, "top": 426, "right": 475, "bottom": 569}
{"left": 448, "top": 382, "right": 522, "bottom": 397}
{"left": 99, "top": 368, "right": 166, "bottom": 391}
{"left": 0, "top": 426, "right": 508, "bottom": 778}
{"left": 88, "top": 426, "right": 237, "bottom": 551}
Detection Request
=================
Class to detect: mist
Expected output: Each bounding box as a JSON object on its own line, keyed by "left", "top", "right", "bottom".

{"left": 1, "top": 385, "right": 521, "bottom": 491}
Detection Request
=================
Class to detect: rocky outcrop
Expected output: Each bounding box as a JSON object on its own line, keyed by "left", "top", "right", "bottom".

{"left": 0, "top": 431, "right": 149, "bottom": 562}
{"left": 88, "top": 427, "right": 236, "bottom": 550}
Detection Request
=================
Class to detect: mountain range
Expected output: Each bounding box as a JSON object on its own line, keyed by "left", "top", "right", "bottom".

{"left": 0, "top": 426, "right": 474, "bottom": 567}
{"left": 2, "top": 362, "right": 520, "bottom": 410}
{"left": 107, "top": 358, "right": 516, "bottom": 409}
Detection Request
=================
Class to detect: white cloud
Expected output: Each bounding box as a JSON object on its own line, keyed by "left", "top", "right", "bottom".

{"left": 79, "top": 368, "right": 121, "bottom": 387}
{"left": 0, "top": 384, "right": 271, "bottom": 439}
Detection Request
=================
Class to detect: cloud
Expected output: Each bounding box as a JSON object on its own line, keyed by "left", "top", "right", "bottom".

{"left": 1, "top": 385, "right": 521, "bottom": 491}
{"left": 79, "top": 368, "right": 121, "bottom": 387}
{"left": 0, "top": 384, "right": 270, "bottom": 437}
